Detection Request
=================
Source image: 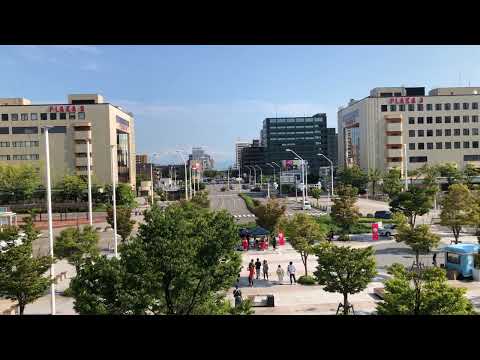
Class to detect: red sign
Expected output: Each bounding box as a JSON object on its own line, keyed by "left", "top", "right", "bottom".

{"left": 388, "top": 97, "right": 423, "bottom": 104}
{"left": 278, "top": 232, "right": 285, "bottom": 245}
{"left": 372, "top": 223, "right": 379, "bottom": 241}
{"left": 48, "top": 105, "right": 85, "bottom": 113}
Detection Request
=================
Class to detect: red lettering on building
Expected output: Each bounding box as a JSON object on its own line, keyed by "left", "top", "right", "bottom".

{"left": 80, "top": 105, "right": 85, "bottom": 112}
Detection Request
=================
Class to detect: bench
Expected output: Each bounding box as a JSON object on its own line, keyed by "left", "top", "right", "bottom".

{"left": 373, "top": 288, "right": 385, "bottom": 299}
{"left": 247, "top": 295, "right": 275, "bottom": 307}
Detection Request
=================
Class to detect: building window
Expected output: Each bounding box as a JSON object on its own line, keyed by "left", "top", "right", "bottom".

{"left": 390, "top": 105, "right": 397, "bottom": 112}
{"left": 40, "top": 126, "right": 66, "bottom": 134}
{"left": 464, "top": 141, "right": 470, "bottom": 148}
{"left": 410, "top": 156, "right": 428, "bottom": 163}
{"left": 435, "top": 117, "right": 442, "bottom": 124}
{"left": 445, "top": 116, "right": 451, "bottom": 123}
{"left": 78, "top": 112, "right": 85, "bottom": 120}
{"left": 426, "top": 104, "right": 433, "bottom": 111}
{"left": 409, "top": 143, "right": 415, "bottom": 150}
{"left": 417, "top": 117, "right": 424, "bottom": 124}
{"left": 473, "top": 141, "right": 479, "bottom": 148}
{"left": 445, "top": 142, "right": 452, "bottom": 149}
{"left": 381, "top": 105, "right": 388, "bottom": 112}
{"left": 21, "top": 113, "right": 28, "bottom": 121}
{"left": 435, "top": 104, "right": 442, "bottom": 111}
{"left": 11, "top": 114, "right": 18, "bottom": 121}
{"left": 409, "top": 130, "right": 415, "bottom": 137}
{"left": 0, "top": 155, "right": 10, "bottom": 161}
{"left": 427, "top": 130, "right": 433, "bottom": 137}
{"left": 50, "top": 113, "right": 57, "bottom": 120}
{"left": 427, "top": 117, "right": 433, "bottom": 124}
{"left": 454, "top": 103, "right": 460, "bottom": 110}
{"left": 60, "top": 113, "right": 67, "bottom": 120}
{"left": 465, "top": 154, "right": 480, "bottom": 161}
{"left": 1, "top": 114, "right": 7, "bottom": 121}
{"left": 11, "top": 127, "right": 38, "bottom": 134}
{"left": 416, "top": 104, "right": 423, "bottom": 111}
{"left": 40, "top": 113, "right": 47, "bottom": 120}
{"left": 408, "top": 104, "right": 415, "bottom": 111}
{"left": 0, "top": 127, "right": 8, "bottom": 134}
{"left": 69, "top": 113, "right": 76, "bottom": 120}
{"left": 445, "top": 129, "right": 452, "bottom": 136}
{"left": 473, "top": 102, "right": 478, "bottom": 110}
{"left": 445, "top": 103, "right": 451, "bottom": 110}
{"left": 408, "top": 117, "right": 415, "bottom": 124}
{"left": 398, "top": 104, "right": 405, "bottom": 111}
{"left": 454, "top": 142, "right": 461, "bottom": 149}
{"left": 436, "top": 129, "right": 442, "bottom": 136}
{"left": 436, "top": 142, "right": 443, "bottom": 149}
{"left": 454, "top": 116, "right": 460, "bottom": 123}
{"left": 463, "top": 128, "right": 470, "bottom": 136}
{"left": 418, "top": 130, "right": 424, "bottom": 137}
{"left": 418, "top": 143, "right": 425, "bottom": 150}
{"left": 30, "top": 113, "right": 38, "bottom": 121}
{"left": 473, "top": 115, "right": 479, "bottom": 123}
{"left": 463, "top": 116, "right": 470, "bottom": 123}
{"left": 463, "top": 102, "right": 469, "bottom": 110}
{"left": 427, "top": 142, "right": 433, "bottom": 150}
{"left": 0, "top": 141, "right": 10, "bottom": 147}
{"left": 473, "top": 128, "right": 479, "bottom": 136}
{"left": 454, "top": 129, "right": 461, "bottom": 136}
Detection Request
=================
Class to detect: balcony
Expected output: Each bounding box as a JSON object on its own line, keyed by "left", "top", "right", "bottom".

{"left": 386, "top": 135, "right": 403, "bottom": 144}
{"left": 386, "top": 148, "right": 403, "bottom": 158}
{"left": 75, "top": 143, "right": 89, "bottom": 153}
{"left": 74, "top": 130, "right": 91, "bottom": 141}
{"left": 76, "top": 166, "right": 93, "bottom": 176}
{"left": 386, "top": 122, "right": 402, "bottom": 132}
{"left": 75, "top": 157, "right": 92, "bottom": 167}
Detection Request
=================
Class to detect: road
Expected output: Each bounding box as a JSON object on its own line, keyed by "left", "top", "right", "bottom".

{"left": 207, "top": 184, "right": 255, "bottom": 224}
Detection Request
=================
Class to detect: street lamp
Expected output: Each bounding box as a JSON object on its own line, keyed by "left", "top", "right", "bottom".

{"left": 403, "top": 144, "right": 408, "bottom": 191}
{"left": 176, "top": 150, "right": 188, "bottom": 200}
{"left": 266, "top": 163, "right": 276, "bottom": 184}
{"left": 110, "top": 145, "right": 118, "bottom": 258}
{"left": 317, "top": 153, "right": 334, "bottom": 200}
{"left": 86, "top": 139, "right": 93, "bottom": 226}
{"left": 254, "top": 165, "right": 263, "bottom": 188}
{"left": 271, "top": 161, "right": 282, "bottom": 196}
{"left": 42, "top": 126, "right": 55, "bottom": 315}
{"left": 247, "top": 165, "right": 256, "bottom": 186}
{"left": 286, "top": 149, "right": 305, "bottom": 205}
{"left": 245, "top": 165, "right": 252, "bottom": 185}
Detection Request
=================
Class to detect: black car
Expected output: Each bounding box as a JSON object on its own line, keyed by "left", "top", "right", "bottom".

{"left": 374, "top": 211, "right": 392, "bottom": 219}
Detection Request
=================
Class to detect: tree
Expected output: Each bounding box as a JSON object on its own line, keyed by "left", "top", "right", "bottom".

{"left": 389, "top": 186, "right": 433, "bottom": 228}
{"left": 314, "top": 243, "right": 377, "bottom": 315}
{"left": 376, "top": 264, "right": 475, "bottom": 315}
{"left": 54, "top": 226, "right": 100, "bottom": 271}
{"left": 71, "top": 202, "right": 244, "bottom": 315}
{"left": 310, "top": 187, "right": 322, "bottom": 207}
{"left": 106, "top": 206, "right": 135, "bottom": 242}
{"left": 191, "top": 190, "right": 210, "bottom": 208}
{"left": 336, "top": 165, "right": 368, "bottom": 193}
{"left": 0, "top": 226, "right": 52, "bottom": 315}
{"left": 436, "top": 163, "right": 464, "bottom": 186}
{"left": 440, "top": 184, "right": 479, "bottom": 244}
{"left": 393, "top": 213, "right": 440, "bottom": 266}
{"left": 104, "top": 183, "right": 137, "bottom": 208}
{"left": 282, "top": 213, "right": 325, "bottom": 276}
{"left": 57, "top": 174, "right": 87, "bottom": 202}
{"left": 463, "top": 164, "right": 480, "bottom": 189}
{"left": 382, "top": 167, "right": 403, "bottom": 199}
{"left": 368, "top": 168, "right": 382, "bottom": 199}
{"left": 330, "top": 185, "right": 360, "bottom": 239}
{"left": 253, "top": 199, "right": 286, "bottom": 234}
{"left": 0, "top": 164, "right": 41, "bottom": 203}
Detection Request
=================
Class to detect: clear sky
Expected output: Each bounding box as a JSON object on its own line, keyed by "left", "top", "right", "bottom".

{"left": 1, "top": 45, "right": 480, "bottom": 168}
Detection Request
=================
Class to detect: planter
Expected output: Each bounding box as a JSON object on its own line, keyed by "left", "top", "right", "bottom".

{"left": 472, "top": 267, "right": 480, "bottom": 282}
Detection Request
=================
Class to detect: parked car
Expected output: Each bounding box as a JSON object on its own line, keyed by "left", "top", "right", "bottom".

{"left": 251, "top": 187, "right": 261, "bottom": 192}
{"left": 374, "top": 211, "right": 392, "bottom": 219}
{"left": 303, "top": 200, "right": 312, "bottom": 210}
{"left": 379, "top": 224, "right": 397, "bottom": 237}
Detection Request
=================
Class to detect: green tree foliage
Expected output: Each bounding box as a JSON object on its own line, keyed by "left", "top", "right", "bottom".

{"left": 106, "top": 206, "right": 135, "bottom": 242}
{"left": 0, "top": 164, "right": 41, "bottom": 202}
{"left": 389, "top": 186, "right": 433, "bottom": 228}
{"left": 253, "top": 199, "right": 286, "bottom": 234}
{"left": 103, "top": 183, "right": 137, "bottom": 208}
{"left": 368, "top": 168, "right": 382, "bottom": 198}
{"left": 393, "top": 213, "right": 440, "bottom": 266}
{"left": 440, "top": 184, "right": 479, "bottom": 244}
{"left": 310, "top": 187, "right": 322, "bottom": 207}
{"left": 314, "top": 243, "right": 377, "bottom": 315}
{"left": 463, "top": 164, "right": 480, "bottom": 189}
{"left": 330, "top": 185, "right": 360, "bottom": 239}
{"left": 0, "top": 225, "right": 52, "bottom": 315}
{"left": 54, "top": 226, "right": 100, "bottom": 271}
{"left": 382, "top": 167, "right": 403, "bottom": 199}
{"left": 436, "top": 163, "right": 464, "bottom": 186}
{"left": 336, "top": 165, "right": 368, "bottom": 193}
{"left": 203, "top": 170, "right": 220, "bottom": 178}
{"left": 282, "top": 213, "right": 325, "bottom": 276}
{"left": 191, "top": 190, "right": 210, "bottom": 208}
{"left": 377, "top": 264, "right": 475, "bottom": 315}
{"left": 57, "top": 174, "right": 87, "bottom": 202}
{"left": 71, "top": 202, "right": 244, "bottom": 315}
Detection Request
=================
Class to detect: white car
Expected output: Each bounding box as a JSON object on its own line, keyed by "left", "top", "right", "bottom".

{"left": 303, "top": 201, "right": 312, "bottom": 210}
{"left": 379, "top": 224, "right": 397, "bottom": 237}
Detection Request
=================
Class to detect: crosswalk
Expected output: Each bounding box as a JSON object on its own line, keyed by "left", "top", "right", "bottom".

{"left": 232, "top": 211, "right": 325, "bottom": 219}
{"left": 233, "top": 214, "right": 256, "bottom": 218}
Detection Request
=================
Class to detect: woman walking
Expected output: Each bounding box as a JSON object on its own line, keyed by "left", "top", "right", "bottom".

{"left": 262, "top": 260, "right": 269, "bottom": 280}
{"left": 276, "top": 264, "right": 285, "bottom": 284}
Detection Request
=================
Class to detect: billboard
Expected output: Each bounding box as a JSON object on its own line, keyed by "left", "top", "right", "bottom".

{"left": 282, "top": 159, "right": 303, "bottom": 171}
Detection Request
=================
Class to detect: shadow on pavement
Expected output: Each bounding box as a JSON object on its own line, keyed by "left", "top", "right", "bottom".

{"left": 237, "top": 276, "right": 278, "bottom": 288}
{"left": 374, "top": 247, "right": 415, "bottom": 256}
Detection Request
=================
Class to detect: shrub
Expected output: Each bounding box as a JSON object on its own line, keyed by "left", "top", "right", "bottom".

{"left": 366, "top": 213, "right": 374, "bottom": 218}
{"left": 475, "top": 253, "right": 480, "bottom": 269}
{"left": 62, "top": 287, "right": 74, "bottom": 298}
{"left": 297, "top": 275, "right": 317, "bottom": 285}
{"left": 337, "top": 234, "right": 350, "bottom": 241}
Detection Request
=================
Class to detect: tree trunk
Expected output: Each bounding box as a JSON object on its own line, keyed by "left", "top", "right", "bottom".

{"left": 19, "top": 303, "right": 25, "bottom": 315}
{"left": 453, "top": 226, "right": 460, "bottom": 244}
{"left": 372, "top": 182, "right": 376, "bottom": 198}
{"left": 343, "top": 293, "right": 349, "bottom": 315}
{"left": 302, "top": 253, "right": 308, "bottom": 277}
{"left": 415, "top": 251, "right": 420, "bottom": 267}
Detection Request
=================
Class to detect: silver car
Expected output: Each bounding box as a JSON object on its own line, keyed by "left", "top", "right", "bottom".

{"left": 379, "top": 224, "right": 397, "bottom": 237}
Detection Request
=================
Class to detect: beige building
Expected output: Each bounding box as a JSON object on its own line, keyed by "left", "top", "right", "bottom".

{"left": 136, "top": 154, "right": 148, "bottom": 164}
{"left": 0, "top": 94, "right": 136, "bottom": 189}
{"left": 337, "top": 86, "right": 480, "bottom": 174}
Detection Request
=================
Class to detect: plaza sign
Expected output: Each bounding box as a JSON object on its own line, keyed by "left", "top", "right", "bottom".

{"left": 388, "top": 97, "right": 423, "bottom": 104}
{"left": 49, "top": 105, "right": 85, "bottom": 112}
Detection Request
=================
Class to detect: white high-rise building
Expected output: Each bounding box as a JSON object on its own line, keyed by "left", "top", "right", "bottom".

{"left": 235, "top": 140, "right": 250, "bottom": 170}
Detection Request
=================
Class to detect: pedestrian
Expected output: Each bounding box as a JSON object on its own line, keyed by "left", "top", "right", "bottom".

{"left": 255, "top": 258, "right": 262, "bottom": 280}
{"left": 272, "top": 236, "right": 277, "bottom": 250}
{"left": 248, "top": 266, "right": 255, "bottom": 287}
{"left": 262, "top": 260, "right": 269, "bottom": 280}
{"left": 287, "top": 261, "right": 296, "bottom": 285}
{"left": 432, "top": 253, "right": 437, "bottom": 267}
{"left": 248, "top": 259, "right": 255, "bottom": 272}
{"left": 233, "top": 285, "right": 242, "bottom": 307}
{"left": 276, "top": 265, "right": 285, "bottom": 284}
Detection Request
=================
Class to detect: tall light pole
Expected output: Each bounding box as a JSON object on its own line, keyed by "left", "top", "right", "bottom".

{"left": 403, "top": 144, "right": 408, "bottom": 191}
{"left": 267, "top": 163, "right": 276, "bottom": 185}
{"left": 250, "top": 165, "right": 257, "bottom": 186}
{"left": 42, "top": 126, "right": 55, "bottom": 315}
{"left": 190, "top": 163, "right": 194, "bottom": 197}
{"left": 286, "top": 149, "right": 305, "bottom": 206}
{"left": 227, "top": 167, "right": 230, "bottom": 190}
{"left": 110, "top": 145, "right": 118, "bottom": 258}
{"left": 318, "top": 153, "right": 334, "bottom": 201}
{"left": 272, "top": 161, "right": 282, "bottom": 196}
{"left": 86, "top": 140, "right": 93, "bottom": 226}
{"left": 176, "top": 150, "right": 188, "bottom": 200}
{"left": 245, "top": 165, "right": 252, "bottom": 185}
{"left": 254, "top": 165, "right": 263, "bottom": 188}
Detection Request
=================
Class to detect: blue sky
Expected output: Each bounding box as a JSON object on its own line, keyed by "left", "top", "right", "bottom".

{"left": 1, "top": 45, "right": 480, "bottom": 168}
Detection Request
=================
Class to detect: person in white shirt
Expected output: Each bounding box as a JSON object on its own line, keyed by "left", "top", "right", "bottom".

{"left": 276, "top": 265, "right": 285, "bottom": 284}
{"left": 287, "top": 261, "right": 296, "bottom": 285}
